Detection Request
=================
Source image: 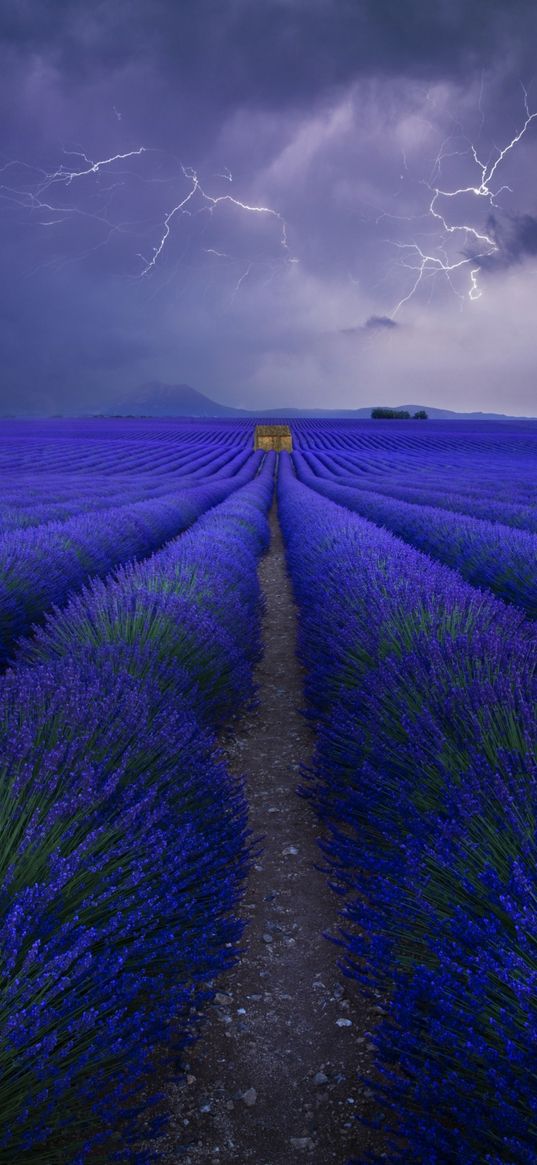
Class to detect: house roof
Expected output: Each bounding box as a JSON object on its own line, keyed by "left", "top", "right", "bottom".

{"left": 254, "top": 425, "right": 292, "bottom": 436}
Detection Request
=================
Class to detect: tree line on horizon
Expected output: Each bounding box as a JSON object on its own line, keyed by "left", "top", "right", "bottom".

{"left": 371, "top": 408, "right": 428, "bottom": 420}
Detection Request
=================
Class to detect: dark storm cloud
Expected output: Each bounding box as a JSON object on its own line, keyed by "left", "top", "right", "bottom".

{"left": 3, "top": 0, "right": 537, "bottom": 110}
{"left": 1, "top": 1, "right": 537, "bottom": 415}
{"left": 478, "top": 212, "right": 537, "bottom": 270}
{"left": 365, "top": 315, "right": 398, "bottom": 329}
{"left": 339, "top": 316, "right": 399, "bottom": 335}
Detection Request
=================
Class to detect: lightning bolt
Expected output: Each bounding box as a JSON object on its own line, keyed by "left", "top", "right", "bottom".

{"left": 137, "top": 163, "right": 288, "bottom": 277}
{"left": 231, "top": 261, "right": 253, "bottom": 299}
{"left": 0, "top": 146, "right": 147, "bottom": 247}
{"left": 388, "top": 84, "right": 537, "bottom": 315}
{"left": 0, "top": 145, "right": 293, "bottom": 290}
{"left": 34, "top": 146, "right": 147, "bottom": 194}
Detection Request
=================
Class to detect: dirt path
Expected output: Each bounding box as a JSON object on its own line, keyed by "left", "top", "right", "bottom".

{"left": 162, "top": 500, "right": 383, "bottom": 1164}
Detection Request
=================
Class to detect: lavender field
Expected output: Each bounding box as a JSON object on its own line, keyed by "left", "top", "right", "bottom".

{"left": 2, "top": 416, "right": 537, "bottom": 1163}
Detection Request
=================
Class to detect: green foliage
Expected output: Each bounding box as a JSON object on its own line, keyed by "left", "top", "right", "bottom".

{"left": 371, "top": 408, "right": 411, "bottom": 419}
{"left": 370, "top": 408, "right": 428, "bottom": 419}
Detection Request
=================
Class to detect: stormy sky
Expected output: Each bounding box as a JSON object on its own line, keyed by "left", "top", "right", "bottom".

{"left": 2, "top": 0, "right": 537, "bottom": 415}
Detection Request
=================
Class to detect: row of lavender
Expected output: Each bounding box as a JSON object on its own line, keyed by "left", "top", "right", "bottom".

{"left": 0, "top": 417, "right": 252, "bottom": 473}
{"left": 301, "top": 449, "right": 537, "bottom": 532}
{"left": 0, "top": 447, "right": 251, "bottom": 532}
{"left": 0, "top": 425, "right": 252, "bottom": 532}
{"left": 278, "top": 454, "right": 537, "bottom": 1164}
{"left": 294, "top": 453, "right": 537, "bottom": 618}
{"left": 0, "top": 454, "right": 260, "bottom": 666}
{"left": 0, "top": 455, "right": 274, "bottom": 1161}
{"left": 291, "top": 420, "right": 537, "bottom": 518}
{"left": 291, "top": 417, "right": 537, "bottom": 474}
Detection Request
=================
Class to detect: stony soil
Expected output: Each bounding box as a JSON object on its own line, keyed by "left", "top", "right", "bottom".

{"left": 160, "top": 502, "right": 384, "bottom": 1164}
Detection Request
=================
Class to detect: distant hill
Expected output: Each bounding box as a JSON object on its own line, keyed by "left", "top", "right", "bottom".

{"left": 109, "top": 382, "right": 238, "bottom": 417}
{"left": 259, "top": 403, "right": 532, "bottom": 420}
{"left": 382, "top": 404, "right": 524, "bottom": 421}
{"left": 104, "top": 383, "right": 530, "bottom": 421}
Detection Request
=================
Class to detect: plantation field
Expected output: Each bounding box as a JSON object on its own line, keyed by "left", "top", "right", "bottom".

{"left": 1, "top": 415, "right": 537, "bottom": 1163}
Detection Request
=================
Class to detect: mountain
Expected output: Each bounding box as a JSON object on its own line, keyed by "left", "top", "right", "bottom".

{"left": 109, "top": 382, "right": 238, "bottom": 417}
{"left": 105, "top": 382, "right": 531, "bottom": 421}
